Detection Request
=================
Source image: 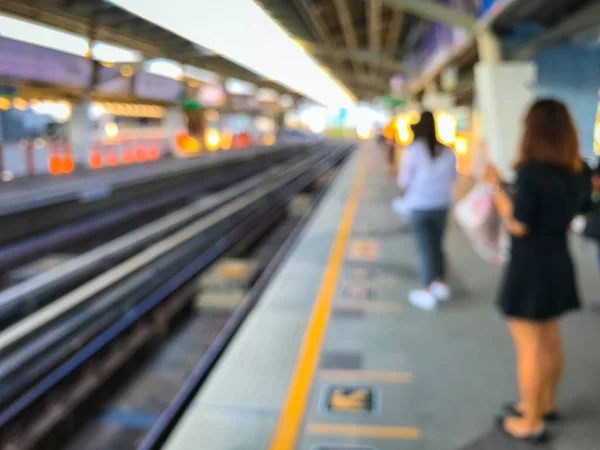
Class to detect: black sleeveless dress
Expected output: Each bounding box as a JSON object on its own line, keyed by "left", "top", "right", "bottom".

{"left": 497, "top": 162, "right": 584, "bottom": 321}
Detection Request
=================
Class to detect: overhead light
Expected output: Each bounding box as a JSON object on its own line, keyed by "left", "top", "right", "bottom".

{"left": 120, "top": 65, "right": 135, "bottom": 77}
{"left": 0, "top": 98, "right": 10, "bottom": 110}
{"left": 13, "top": 98, "right": 27, "bottom": 110}
{"left": 436, "top": 112, "right": 457, "bottom": 146}
{"left": 205, "top": 129, "right": 220, "bottom": 150}
{"left": 105, "top": 122, "right": 119, "bottom": 138}
{"left": 455, "top": 136, "right": 468, "bottom": 155}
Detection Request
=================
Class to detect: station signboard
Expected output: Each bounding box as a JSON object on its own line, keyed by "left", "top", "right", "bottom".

{"left": 0, "top": 36, "right": 90, "bottom": 87}
{"left": 96, "top": 65, "right": 130, "bottom": 95}
{"left": 134, "top": 72, "right": 182, "bottom": 102}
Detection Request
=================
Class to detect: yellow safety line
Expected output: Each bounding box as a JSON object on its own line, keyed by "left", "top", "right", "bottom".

{"left": 267, "top": 149, "right": 369, "bottom": 450}
{"left": 307, "top": 423, "right": 421, "bottom": 440}
{"left": 320, "top": 370, "right": 413, "bottom": 383}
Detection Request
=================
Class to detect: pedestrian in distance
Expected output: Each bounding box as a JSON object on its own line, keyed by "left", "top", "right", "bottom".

{"left": 396, "top": 111, "right": 457, "bottom": 311}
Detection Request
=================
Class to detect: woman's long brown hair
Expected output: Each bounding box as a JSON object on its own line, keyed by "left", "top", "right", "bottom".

{"left": 515, "top": 98, "right": 582, "bottom": 173}
{"left": 412, "top": 111, "right": 442, "bottom": 159}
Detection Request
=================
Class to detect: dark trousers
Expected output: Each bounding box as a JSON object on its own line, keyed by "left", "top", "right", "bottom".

{"left": 410, "top": 209, "right": 449, "bottom": 287}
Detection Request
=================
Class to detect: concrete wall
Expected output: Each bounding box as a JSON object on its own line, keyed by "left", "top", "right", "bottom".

{"left": 534, "top": 45, "right": 600, "bottom": 158}
{"left": 503, "top": 26, "right": 600, "bottom": 158}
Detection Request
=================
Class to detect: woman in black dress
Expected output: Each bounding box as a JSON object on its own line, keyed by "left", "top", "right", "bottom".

{"left": 485, "top": 99, "right": 587, "bottom": 443}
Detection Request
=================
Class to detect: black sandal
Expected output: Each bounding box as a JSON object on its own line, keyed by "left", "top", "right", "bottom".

{"left": 503, "top": 402, "right": 560, "bottom": 422}
{"left": 496, "top": 416, "right": 550, "bottom": 444}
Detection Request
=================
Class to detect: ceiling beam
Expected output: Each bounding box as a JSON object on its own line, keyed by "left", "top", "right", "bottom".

{"left": 290, "top": 0, "right": 329, "bottom": 43}
{"left": 348, "top": 74, "right": 389, "bottom": 89}
{"left": 380, "top": 0, "right": 475, "bottom": 30}
{"left": 332, "top": 0, "right": 363, "bottom": 75}
{"left": 294, "top": 0, "right": 348, "bottom": 76}
{"left": 369, "top": 0, "right": 383, "bottom": 76}
{"left": 402, "top": 19, "right": 425, "bottom": 54}
{"left": 296, "top": 0, "right": 335, "bottom": 46}
{"left": 369, "top": 0, "right": 382, "bottom": 52}
{"left": 306, "top": 43, "right": 404, "bottom": 72}
{"left": 332, "top": 0, "right": 359, "bottom": 49}
{"left": 385, "top": 8, "right": 404, "bottom": 56}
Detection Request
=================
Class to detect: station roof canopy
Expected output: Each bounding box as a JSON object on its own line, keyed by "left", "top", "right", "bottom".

{"left": 0, "top": 0, "right": 299, "bottom": 97}
{"left": 257, "top": 0, "right": 600, "bottom": 102}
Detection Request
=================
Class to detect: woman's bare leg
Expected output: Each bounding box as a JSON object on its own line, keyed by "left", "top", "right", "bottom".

{"left": 540, "top": 319, "right": 563, "bottom": 413}
{"left": 504, "top": 319, "right": 545, "bottom": 434}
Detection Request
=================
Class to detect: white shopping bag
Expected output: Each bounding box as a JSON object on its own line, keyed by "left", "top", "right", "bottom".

{"left": 391, "top": 196, "right": 410, "bottom": 221}
{"left": 454, "top": 183, "right": 509, "bottom": 264}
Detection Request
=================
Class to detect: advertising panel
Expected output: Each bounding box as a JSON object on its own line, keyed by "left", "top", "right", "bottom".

{"left": 0, "top": 36, "right": 90, "bottom": 86}
{"left": 96, "top": 65, "right": 131, "bottom": 95}
{"left": 134, "top": 72, "right": 182, "bottom": 102}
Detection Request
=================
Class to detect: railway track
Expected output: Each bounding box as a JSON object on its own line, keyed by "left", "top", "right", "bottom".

{"left": 0, "top": 143, "right": 316, "bottom": 279}
{"left": 0, "top": 141, "right": 354, "bottom": 450}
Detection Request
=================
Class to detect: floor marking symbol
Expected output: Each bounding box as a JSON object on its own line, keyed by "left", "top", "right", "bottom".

{"left": 326, "top": 386, "right": 373, "bottom": 412}
{"left": 348, "top": 238, "right": 379, "bottom": 261}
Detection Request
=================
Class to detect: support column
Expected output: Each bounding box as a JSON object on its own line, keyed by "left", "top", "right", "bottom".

{"left": 68, "top": 97, "right": 94, "bottom": 166}
{"left": 68, "top": 25, "right": 99, "bottom": 167}
{"left": 474, "top": 30, "right": 536, "bottom": 181}
{"left": 476, "top": 30, "right": 502, "bottom": 64}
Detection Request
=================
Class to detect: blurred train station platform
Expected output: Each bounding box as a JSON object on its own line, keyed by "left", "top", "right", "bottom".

{"left": 162, "top": 142, "right": 600, "bottom": 450}
{"left": 1, "top": 1, "right": 600, "bottom": 449}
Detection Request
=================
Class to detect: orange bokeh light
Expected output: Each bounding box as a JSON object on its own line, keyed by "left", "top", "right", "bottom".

{"left": 61, "top": 155, "right": 74, "bottom": 173}
{"left": 135, "top": 147, "right": 147, "bottom": 162}
{"left": 89, "top": 150, "right": 103, "bottom": 169}
{"left": 106, "top": 151, "right": 119, "bottom": 166}
{"left": 122, "top": 148, "right": 134, "bottom": 164}
{"left": 175, "top": 132, "right": 200, "bottom": 152}
{"left": 48, "top": 154, "right": 62, "bottom": 175}
{"left": 147, "top": 145, "right": 160, "bottom": 160}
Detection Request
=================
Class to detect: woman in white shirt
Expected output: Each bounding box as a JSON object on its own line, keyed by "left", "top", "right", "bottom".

{"left": 397, "top": 111, "right": 457, "bottom": 310}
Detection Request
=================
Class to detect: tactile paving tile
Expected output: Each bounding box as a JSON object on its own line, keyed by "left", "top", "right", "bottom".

{"left": 320, "top": 351, "right": 363, "bottom": 370}
{"left": 332, "top": 309, "right": 366, "bottom": 320}
{"left": 164, "top": 406, "right": 277, "bottom": 450}
{"left": 196, "top": 310, "right": 309, "bottom": 410}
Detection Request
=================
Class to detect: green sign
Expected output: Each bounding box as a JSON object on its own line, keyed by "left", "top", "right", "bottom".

{"left": 381, "top": 95, "right": 406, "bottom": 108}
{"left": 180, "top": 98, "right": 203, "bottom": 110}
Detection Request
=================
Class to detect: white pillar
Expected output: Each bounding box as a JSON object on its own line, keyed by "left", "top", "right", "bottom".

{"left": 164, "top": 107, "right": 189, "bottom": 157}
{"left": 68, "top": 98, "right": 93, "bottom": 166}
{"left": 476, "top": 30, "right": 502, "bottom": 64}
{"left": 474, "top": 62, "right": 537, "bottom": 181}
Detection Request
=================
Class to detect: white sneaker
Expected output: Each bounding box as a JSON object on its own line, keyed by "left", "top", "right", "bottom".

{"left": 408, "top": 290, "right": 437, "bottom": 311}
{"left": 430, "top": 282, "right": 451, "bottom": 301}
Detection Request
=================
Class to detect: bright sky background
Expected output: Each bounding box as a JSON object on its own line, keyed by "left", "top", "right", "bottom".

{"left": 107, "top": 0, "right": 353, "bottom": 107}
{"left": 0, "top": 14, "right": 142, "bottom": 62}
